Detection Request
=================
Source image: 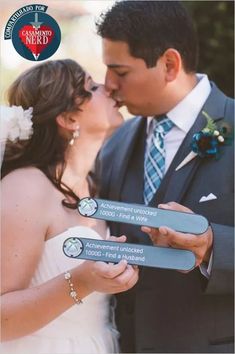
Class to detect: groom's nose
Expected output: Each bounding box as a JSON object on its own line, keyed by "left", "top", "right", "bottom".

{"left": 105, "top": 70, "right": 119, "bottom": 95}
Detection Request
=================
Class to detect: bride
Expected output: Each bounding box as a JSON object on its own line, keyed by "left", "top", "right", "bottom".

{"left": 0, "top": 59, "right": 139, "bottom": 354}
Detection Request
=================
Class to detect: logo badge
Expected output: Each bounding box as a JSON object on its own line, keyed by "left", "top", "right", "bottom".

{"left": 63, "top": 238, "right": 84, "bottom": 258}
{"left": 4, "top": 4, "right": 61, "bottom": 61}
{"left": 78, "top": 197, "right": 98, "bottom": 217}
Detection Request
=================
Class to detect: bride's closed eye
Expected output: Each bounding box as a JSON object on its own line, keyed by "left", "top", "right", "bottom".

{"left": 91, "top": 85, "right": 98, "bottom": 92}
{"left": 85, "top": 75, "right": 99, "bottom": 92}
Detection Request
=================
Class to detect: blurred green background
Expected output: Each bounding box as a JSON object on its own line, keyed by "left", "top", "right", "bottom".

{"left": 1, "top": 0, "right": 234, "bottom": 110}
{"left": 184, "top": 0, "right": 234, "bottom": 97}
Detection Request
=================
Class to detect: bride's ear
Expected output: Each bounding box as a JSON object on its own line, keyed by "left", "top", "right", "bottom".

{"left": 56, "top": 113, "right": 78, "bottom": 132}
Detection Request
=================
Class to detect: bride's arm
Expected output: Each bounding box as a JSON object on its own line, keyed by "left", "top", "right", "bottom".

{"left": 1, "top": 169, "right": 138, "bottom": 341}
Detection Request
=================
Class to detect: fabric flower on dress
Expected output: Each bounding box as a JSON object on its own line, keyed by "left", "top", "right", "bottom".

{"left": 175, "top": 111, "right": 232, "bottom": 171}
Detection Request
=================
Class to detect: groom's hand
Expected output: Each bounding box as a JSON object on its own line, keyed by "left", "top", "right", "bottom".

{"left": 141, "top": 201, "right": 213, "bottom": 268}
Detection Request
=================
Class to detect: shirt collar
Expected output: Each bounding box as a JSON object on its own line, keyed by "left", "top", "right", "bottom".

{"left": 147, "top": 73, "right": 211, "bottom": 134}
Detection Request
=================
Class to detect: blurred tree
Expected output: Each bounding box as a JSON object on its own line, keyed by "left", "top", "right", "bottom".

{"left": 184, "top": 1, "right": 234, "bottom": 97}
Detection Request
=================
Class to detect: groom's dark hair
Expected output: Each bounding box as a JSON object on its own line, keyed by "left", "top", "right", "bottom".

{"left": 96, "top": 0, "right": 198, "bottom": 73}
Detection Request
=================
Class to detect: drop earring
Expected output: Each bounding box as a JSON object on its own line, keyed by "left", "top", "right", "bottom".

{"left": 69, "top": 126, "right": 80, "bottom": 145}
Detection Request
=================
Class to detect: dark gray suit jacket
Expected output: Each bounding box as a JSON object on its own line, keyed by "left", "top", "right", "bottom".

{"left": 97, "top": 83, "right": 234, "bottom": 353}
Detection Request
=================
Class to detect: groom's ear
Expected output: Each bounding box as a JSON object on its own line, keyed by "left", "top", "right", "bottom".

{"left": 56, "top": 113, "right": 77, "bottom": 131}
{"left": 162, "top": 48, "right": 181, "bottom": 82}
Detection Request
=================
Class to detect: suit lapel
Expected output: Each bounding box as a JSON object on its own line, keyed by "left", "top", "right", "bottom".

{"left": 109, "top": 117, "right": 147, "bottom": 201}
{"left": 119, "top": 124, "right": 147, "bottom": 205}
{"left": 160, "top": 114, "right": 204, "bottom": 204}
{"left": 150, "top": 83, "right": 228, "bottom": 205}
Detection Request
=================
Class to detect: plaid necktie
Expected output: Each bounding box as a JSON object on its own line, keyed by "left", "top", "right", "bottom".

{"left": 144, "top": 116, "right": 174, "bottom": 204}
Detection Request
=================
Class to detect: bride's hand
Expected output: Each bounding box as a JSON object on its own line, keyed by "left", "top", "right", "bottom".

{"left": 79, "top": 257, "right": 139, "bottom": 295}
{"left": 98, "top": 234, "right": 138, "bottom": 292}
{"left": 94, "top": 259, "right": 139, "bottom": 293}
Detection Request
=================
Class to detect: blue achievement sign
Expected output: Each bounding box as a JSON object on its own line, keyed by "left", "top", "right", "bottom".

{"left": 77, "top": 198, "right": 209, "bottom": 234}
{"left": 64, "top": 197, "right": 209, "bottom": 269}
{"left": 61, "top": 198, "right": 209, "bottom": 269}
{"left": 63, "top": 237, "right": 196, "bottom": 271}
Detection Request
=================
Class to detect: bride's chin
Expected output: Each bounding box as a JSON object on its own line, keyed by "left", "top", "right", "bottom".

{"left": 116, "top": 112, "right": 124, "bottom": 124}
{"left": 105, "top": 123, "right": 122, "bottom": 139}
{"left": 115, "top": 115, "right": 124, "bottom": 128}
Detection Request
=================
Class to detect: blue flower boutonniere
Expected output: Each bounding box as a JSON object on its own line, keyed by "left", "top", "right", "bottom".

{"left": 175, "top": 111, "right": 232, "bottom": 171}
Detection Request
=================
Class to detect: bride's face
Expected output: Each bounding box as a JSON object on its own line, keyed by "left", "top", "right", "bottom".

{"left": 75, "top": 74, "right": 124, "bottom": 138}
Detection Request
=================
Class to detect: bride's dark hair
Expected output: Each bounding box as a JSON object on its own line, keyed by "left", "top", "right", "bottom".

{"left": 1, "top": 59, "right": 93, "bottom": 207}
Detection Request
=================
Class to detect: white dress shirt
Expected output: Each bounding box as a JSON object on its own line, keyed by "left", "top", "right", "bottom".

{"left": 146, "top": 73, "right": 211, "bottom": 172}
{"left": 146, "top": 73, "right": 212, "bottom": 277}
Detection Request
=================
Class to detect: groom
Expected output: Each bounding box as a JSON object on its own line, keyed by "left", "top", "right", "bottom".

{"left": 96, "top": 1, "right": 234, "bottom": 353}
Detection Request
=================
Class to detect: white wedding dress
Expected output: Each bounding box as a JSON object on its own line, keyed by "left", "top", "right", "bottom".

{"left": 1, "top": 226, "right": 120, "bottom": 354}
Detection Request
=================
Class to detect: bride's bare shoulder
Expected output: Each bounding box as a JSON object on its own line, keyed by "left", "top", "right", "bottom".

{"left": 1, "top": 167, "right": 54, "bottom": 200}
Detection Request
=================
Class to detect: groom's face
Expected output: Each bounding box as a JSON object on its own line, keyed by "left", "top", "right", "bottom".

{"left": 102, "top": 39, "right": 168, "bottom": 116}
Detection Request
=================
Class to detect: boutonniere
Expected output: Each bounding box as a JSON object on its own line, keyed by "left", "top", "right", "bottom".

{"left": 175, "top": 111, "right": 232, "bottom": 171}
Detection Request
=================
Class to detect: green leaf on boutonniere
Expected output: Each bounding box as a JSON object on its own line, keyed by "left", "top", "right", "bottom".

{"left": 202, "top": 111, "right": 217, "bottom": 132}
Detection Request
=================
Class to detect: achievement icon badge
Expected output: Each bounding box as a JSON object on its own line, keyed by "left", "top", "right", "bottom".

{"left": 63, "top": 238, "right": 84, "bottom": 258}
{"left": 4, "top": 4, "right": 61, "bottom": 61}
{"left": 78, "top": 198, "right": 98, "bottom": 217}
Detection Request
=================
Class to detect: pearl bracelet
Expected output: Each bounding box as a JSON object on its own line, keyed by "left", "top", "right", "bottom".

{"left": 64, "top": 271, "right": 83, "bottom": 305}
